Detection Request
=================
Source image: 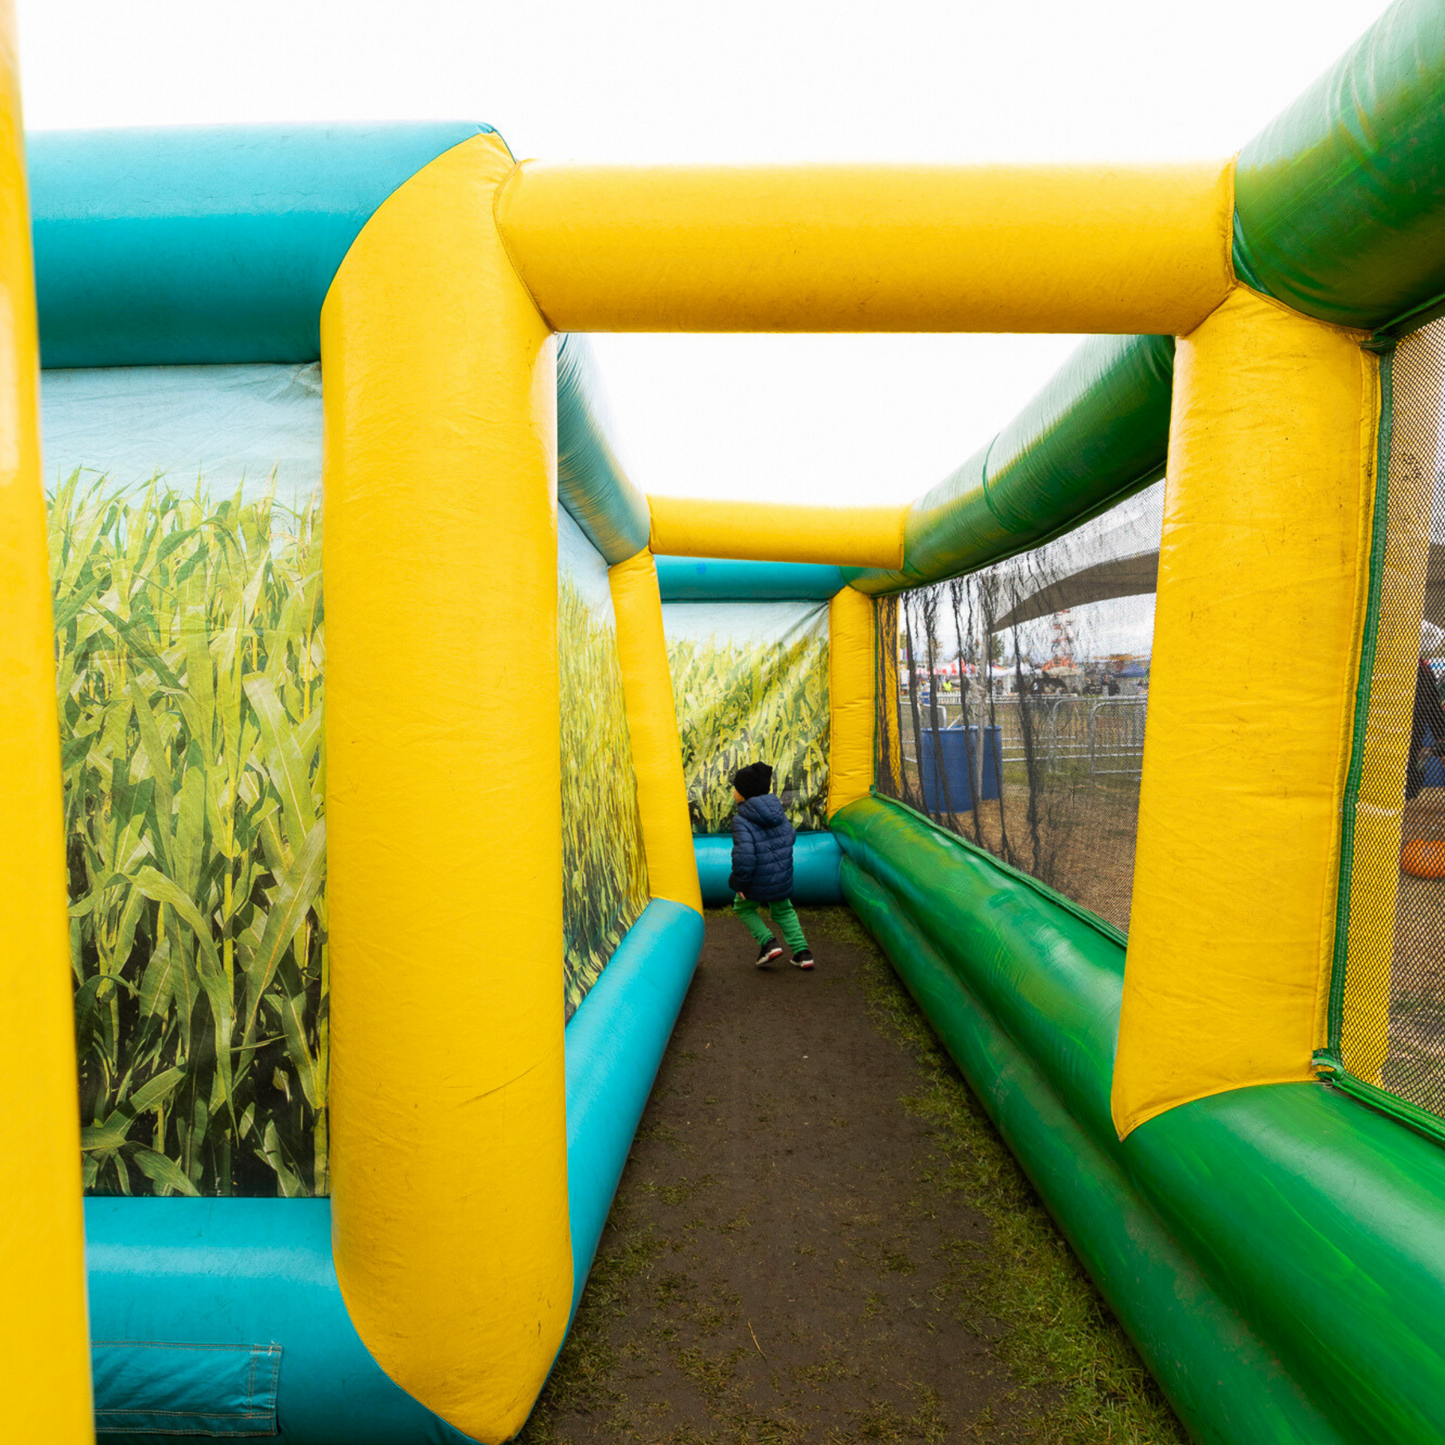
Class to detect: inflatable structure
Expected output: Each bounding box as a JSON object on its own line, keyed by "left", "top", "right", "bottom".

{"left": 8, "top": 1, "right": 1445, "bottom": 1442}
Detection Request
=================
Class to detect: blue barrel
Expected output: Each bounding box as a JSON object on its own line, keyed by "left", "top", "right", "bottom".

{"left": 919, "top": 725, "right": 1001, "bottom": 813}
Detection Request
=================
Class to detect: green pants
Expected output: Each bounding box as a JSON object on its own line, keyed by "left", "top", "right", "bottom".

{"left": 733, "top": 895, "right": 808, "bottom": 952}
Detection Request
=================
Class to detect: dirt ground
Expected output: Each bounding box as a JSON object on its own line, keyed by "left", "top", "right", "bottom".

{"left": 521, "top": 907, "right": 1185, "bottom": 1445}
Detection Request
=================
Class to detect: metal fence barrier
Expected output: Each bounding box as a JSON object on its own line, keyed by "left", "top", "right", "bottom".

{"left": 901, "top": 692, "right": 1147, "bottom": 790}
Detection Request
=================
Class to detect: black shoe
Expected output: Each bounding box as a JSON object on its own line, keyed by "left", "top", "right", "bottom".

{"left": 756, "top": 940, "right": 784, "bottom": 966}
{"left": 791, "top": 949, "right": 815, "bottom": 970}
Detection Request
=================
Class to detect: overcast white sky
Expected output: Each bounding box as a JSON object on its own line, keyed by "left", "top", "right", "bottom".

{"left": 19, "top": 0, "right": 1390, "bottom": 507}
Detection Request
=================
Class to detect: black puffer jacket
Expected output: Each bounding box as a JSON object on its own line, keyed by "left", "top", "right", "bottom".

{"left": 729, "top": 793, "right": 796, "bottom": 902}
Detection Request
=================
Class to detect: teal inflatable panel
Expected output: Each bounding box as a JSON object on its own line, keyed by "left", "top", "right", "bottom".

{"left": 834, "top": 794, "right": 1445, "bottom": 1445}
{"left": 657, "top": 556, "right": 847, "bottom": 601}
{"left": 693, "top": 831, "right": 842, "bottom": 906}
{"left": 84, "top": 1196, "right": 470, "bottom": 1445}
{"left": 83, "top": 902, "right": 703, "bottom": 1443}
{"left": 29, "top": 123, "right": 490, "bottom": 367}
{"left": 93, "top": 1341, "right": 282, "bottom": 1437}
{"left": 556, "top": 334, "right": 652, "bottom": 564}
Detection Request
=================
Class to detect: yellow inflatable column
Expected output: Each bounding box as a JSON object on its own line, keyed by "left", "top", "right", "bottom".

{"left": 828, "top": 586, "right": 876, "bottom": 818}
{"left": 609, "top": 549, "right": 702, "bottom": 912}
{"left": 322, "top": 134, "right": 571, "bottom": 1442}
{"left": 1112, "top": 287, "right": 1378, "bottom": 1137}
{"left": 0, "top": 3, "right": 94, "bottom": 1438}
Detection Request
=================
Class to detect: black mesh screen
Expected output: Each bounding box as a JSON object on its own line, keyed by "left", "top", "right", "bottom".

{"left": 875, "top": 483, "right": 1164, "bottom": 933}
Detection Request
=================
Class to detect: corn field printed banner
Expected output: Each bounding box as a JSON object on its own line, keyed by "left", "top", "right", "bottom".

{"left": 662, "top": 601, "right": 830, "bottom": 833}
{"left": 46, "top": 365, "right": 651, "bottom": 1194}
{"left": 45, "top": 364, "right": 328, "bottom": 1198}
{"left": 558, "top": 509, "right": 649, "bottom": 1019}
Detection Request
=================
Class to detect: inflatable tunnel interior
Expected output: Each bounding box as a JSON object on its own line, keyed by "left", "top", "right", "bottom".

{"left": 7, "top": 3, "right": 1445, "bottom": 1443}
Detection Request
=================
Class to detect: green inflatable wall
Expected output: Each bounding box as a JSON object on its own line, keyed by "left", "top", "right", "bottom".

{"left": 836, "top": 796, "right": 1445, "bottom": 1445}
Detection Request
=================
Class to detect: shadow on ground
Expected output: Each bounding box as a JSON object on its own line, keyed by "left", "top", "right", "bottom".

{"left": 521, "top": 906, "right": 1187, "bottom": 1444}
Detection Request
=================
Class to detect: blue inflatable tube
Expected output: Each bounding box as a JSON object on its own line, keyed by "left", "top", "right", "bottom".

{"left": 656, "top": 556, "right": 846, "bottom": 601}
{"left": 693, "top": 831, "right": 843, "bottom": 906}
{"left": 563, "top": 898, "right": 703, "bottom": 1317}
{"left": 82, "top": 900, "right": 704, "bottom": 1442}
{"left": 84, "top": 1196, "right": 469, "bottom": 1444}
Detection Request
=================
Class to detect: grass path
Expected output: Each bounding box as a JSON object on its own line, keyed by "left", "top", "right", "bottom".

{"left": 522, "top": 906, "right": 1187, "bottom": 1444}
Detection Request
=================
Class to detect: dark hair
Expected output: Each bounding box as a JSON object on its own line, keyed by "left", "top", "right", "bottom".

{"left": 733, "top": 761, "right": 773, "bottom": 799}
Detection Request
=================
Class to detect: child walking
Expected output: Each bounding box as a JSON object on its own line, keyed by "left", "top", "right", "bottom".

{"left": 728, "top": 761, "right": 814, "bottom": 970}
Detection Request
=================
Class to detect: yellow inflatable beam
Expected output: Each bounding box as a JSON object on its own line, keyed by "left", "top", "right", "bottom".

{"left": 0, "top": 2, "right": 94, "bottom": 1436}
{"left": 610, "top": 550, "right": 703, "bottom": 913}
{"left": 322, "top": 133, "right": 571, "bottom": 1443}
{"left": 828, "top": 586, "right": 876, "bottom": 818}
{"left": 496, "top": 160, "right": 1235, "bottom": 335}
{"left": 649, "top": 495, "right": 907, "bottom": 569}
{"left": 1112, "top": 286, "right": 1378, "bottom": 1138}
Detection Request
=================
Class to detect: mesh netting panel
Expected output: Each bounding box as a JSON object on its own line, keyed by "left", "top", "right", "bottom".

{"left": 875, "top": 482, "right": 1164, "bottom": 933}
{"left": 1338, "top": 318, "right": 1445, "bottom": 1112}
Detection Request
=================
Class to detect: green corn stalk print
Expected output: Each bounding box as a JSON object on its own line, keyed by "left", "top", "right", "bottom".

{"left": 668, "top": 628, "right": 829, "bottom": 834}
{"left": 52, "top": 471, "right": 327, "bottom": 1198}
{"left": 559, "top": 576, "right": 649, "bottom": 1020}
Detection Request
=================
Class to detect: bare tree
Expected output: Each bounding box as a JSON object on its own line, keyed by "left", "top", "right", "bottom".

{"left": 977, "top": 570, "right": 1011, "bottom": 863}
{"left": 901, "top": 594, "right": 928, "bottom": 813}
{"left": 920, "top": 586, "right": 959, "bottom": 827}
{"left": 949, "top": 575, "right": 984, "bottom": 844}
{"left": 874, "top": 595, "right": 902, "bottom": 797}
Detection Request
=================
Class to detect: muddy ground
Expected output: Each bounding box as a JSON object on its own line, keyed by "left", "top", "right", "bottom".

{"left": 521, "top": 907, "right": 1186, "bottom": 1445}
